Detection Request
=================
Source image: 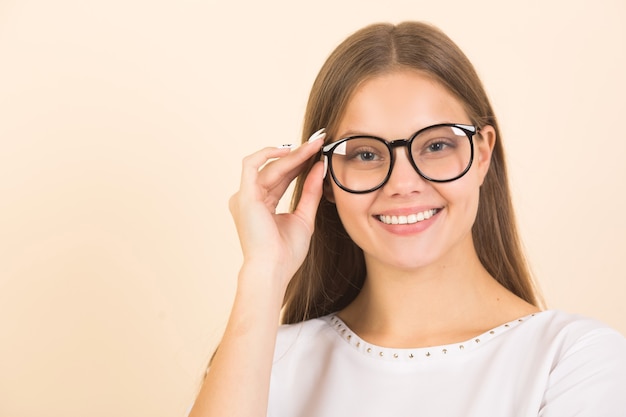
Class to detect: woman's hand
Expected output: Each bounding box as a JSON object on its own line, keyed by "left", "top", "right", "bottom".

{"left": 228, "top": 129, "right": 326, "bottom": 290}
{"left": 190, "top": 131, "right": 327, "bottom": 417}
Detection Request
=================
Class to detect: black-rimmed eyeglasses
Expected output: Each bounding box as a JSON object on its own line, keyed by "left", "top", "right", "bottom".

{"left": 322, "top": 123, "right": 478, "bottom": 194}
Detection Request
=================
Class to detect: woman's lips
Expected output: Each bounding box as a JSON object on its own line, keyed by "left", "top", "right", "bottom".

{"left": 376, "top": 208, "right": 441, "bottom": 225}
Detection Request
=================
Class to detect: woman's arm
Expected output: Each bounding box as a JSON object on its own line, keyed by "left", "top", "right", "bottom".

{"left": 189, "top": 132, "right": 326, "bottom": 417}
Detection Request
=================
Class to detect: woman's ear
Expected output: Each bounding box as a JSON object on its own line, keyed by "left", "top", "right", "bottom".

{"left": 475, "top": 125, "right": 496, "bottom": 185}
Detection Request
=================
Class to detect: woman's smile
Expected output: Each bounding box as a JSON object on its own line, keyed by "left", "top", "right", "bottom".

{"left": 376, "top": 208, "right": 441, "bottom": 225}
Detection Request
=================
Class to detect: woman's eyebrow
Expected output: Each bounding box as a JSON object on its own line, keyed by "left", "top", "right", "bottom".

{"left": 337, "top": 129, "right": 378, "bottom": 138}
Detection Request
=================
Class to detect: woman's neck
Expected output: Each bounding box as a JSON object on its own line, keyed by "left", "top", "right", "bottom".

{"left": 337, "top": 244, "right": 538, "bottom": 348}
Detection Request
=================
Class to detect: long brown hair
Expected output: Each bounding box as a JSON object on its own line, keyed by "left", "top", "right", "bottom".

{"left": 282, "top": 21, "right": 542, "bottom": 324}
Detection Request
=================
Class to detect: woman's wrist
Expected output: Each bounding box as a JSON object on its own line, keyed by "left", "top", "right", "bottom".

{"left": 236, "top": 261, "right": 291, "bottom": 305}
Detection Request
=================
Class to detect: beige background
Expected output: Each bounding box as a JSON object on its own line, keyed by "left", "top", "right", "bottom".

{"left": 0, "top": 0, "right": 624, "bottom": 416}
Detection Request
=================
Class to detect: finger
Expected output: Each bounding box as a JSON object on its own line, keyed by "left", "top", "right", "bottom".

{"left": 259, "top": 145, "right": 324, "bottom": 192}
{"left": 240, "top": 146, "right": 293, "bottom": 190}
{"left": 292, "top": 161, "right": 325, "bottom": 232}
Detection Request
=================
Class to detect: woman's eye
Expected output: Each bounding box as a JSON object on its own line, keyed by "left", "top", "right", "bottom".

{"left": 424, "top": 140, "right": 455, "bottom": 153}
{"left": 428, "top": 142, "right": 446, "bottom": 152}
{"left": 358, "top": 151, "right": 378, "bottom": 161}
{"left": 346, "top": 148, "right": 382, "bottom": 161}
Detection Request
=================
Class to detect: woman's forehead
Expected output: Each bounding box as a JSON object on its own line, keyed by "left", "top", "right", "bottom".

{"left": 336, "top": 70, "right": 469, "bottom": 139}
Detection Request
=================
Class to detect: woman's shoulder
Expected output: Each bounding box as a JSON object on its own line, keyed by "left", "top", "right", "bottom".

{"left": 273, "top": 315, "right": 337, "bottom": 362}
{"left": 276, "top": 315, "right": 332, "bottom": 337}
{"left": 530, "top": 309, "right": 625, "bottom": 345}
{"left": 527, "top": 310, "right": 626, "bottom": 414}
{"left": 518, "top": 309, "right": 626, "bottom": 361}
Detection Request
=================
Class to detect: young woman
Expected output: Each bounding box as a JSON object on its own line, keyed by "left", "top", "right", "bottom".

{"left": 189, "top": 21, "right": 626, "bottom": 417}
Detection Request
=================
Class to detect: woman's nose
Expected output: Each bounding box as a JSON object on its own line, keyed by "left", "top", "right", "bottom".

{"left": 383, "top": 149, "right": 428, "bottom": 196}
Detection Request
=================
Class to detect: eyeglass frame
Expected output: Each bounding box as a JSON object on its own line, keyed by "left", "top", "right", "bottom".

{"left": 321, "top": 123, "right": 478, "bottom": 194}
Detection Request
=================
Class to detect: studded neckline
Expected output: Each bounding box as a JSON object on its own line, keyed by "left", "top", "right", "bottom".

{"left": 323, "top": 312, "right": 539, "bottom": 362}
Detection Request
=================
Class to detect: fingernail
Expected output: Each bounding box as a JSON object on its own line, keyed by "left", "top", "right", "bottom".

{"left": 307, "top": 128, "right": 326, "bottom": 143}
{"left": 277, "top": 144, "right": 296, "bottom": 149}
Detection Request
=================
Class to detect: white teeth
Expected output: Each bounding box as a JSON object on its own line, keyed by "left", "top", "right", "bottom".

{"left": 378, "top": 209, "right": 438, "bottom": 225}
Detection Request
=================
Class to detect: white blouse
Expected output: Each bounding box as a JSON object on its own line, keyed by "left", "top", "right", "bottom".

{"left": 268, "top": 310, "right": 626, "bottom": 416}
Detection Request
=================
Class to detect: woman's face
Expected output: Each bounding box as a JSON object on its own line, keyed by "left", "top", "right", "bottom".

{"left": 328, "top": 70, "right": 495, "bottom": 273}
